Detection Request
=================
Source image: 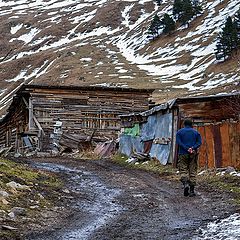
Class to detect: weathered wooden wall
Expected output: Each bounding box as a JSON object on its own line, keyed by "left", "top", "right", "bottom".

{"left": 0, "top": 97, "right": 28, "bottom": 151}
{"left": 178, "top": 96, "right": 239, "bottom": 122}
{"left": 0, "top": 85, "right": 153, "bottom": 153}
{"left": 196, "top": 121, "right": 240, "bottom": 170}
{"left": 28, "top": 86, "right": 151, "bottom": 144}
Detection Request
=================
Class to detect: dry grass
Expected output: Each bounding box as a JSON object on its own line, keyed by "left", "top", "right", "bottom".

{"left": 0, "top": 0, "right": 239, "bottom": 118}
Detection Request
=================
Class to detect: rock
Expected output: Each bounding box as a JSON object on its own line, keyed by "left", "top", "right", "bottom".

{"left": 0, "top": 190, "right": 9, "bottom": 198}
{"left": 36, "top": 152, "right": 51, "bottom": 157}
{"left": 2, "top": 225, "right": 18, "bottom": 230}
{"left": 8, "top": 212, "right": 15, "bottom": 219}
{"left": 0, "top": 210, "right": 6, "bottom": 217}
{"left": 10, "top": 207, "right": 27, "bottom": 216}
{"left": 38, "top": 193, "right": 44, "bottom": 199}
{"left": 30, "top": 205, "right": 39, "bottom": 209}
{"left": 14, "top": 152, "right": 22, "bottom": 158}
{"left": 62, "top": 189, "right": 70, "bottom": 194}
{"left": 68, "top": 34, "right": 77, "bottom": 40}
{"left": 25, "top": 152, "right": 36, "bottom": 157}
{"left": 126, "top": 157, "right": 138, "bottom": 164}
{"left": 41, "top": 211, "right": 55, "bottom": 218}
{"left": 225, "top": 166, "right": 235, "bottom": 174}
{"left": 1, "top": 197, "right": 9, "bottom": 205}
{"left": 6, "top": 181, "right": 31, "bottom": 191}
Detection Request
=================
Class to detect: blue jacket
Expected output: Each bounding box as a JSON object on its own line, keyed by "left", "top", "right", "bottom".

{"left": 176, "top": 126, "right": 202, "bottom": 155}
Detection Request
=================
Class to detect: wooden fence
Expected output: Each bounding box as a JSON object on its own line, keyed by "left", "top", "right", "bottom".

{"left": 196, "top": 121, "right": 240, "bottom": 170}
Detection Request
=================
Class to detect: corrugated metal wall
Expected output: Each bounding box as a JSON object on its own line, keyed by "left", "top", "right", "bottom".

{"left": 148, "top": 112, "right": 172, "bottom": 165}
{"left": 196, "top": 121, "right": 240, "bottom": 170}
{"left": 119, "top": 112, "right": 173, "bottom": 165}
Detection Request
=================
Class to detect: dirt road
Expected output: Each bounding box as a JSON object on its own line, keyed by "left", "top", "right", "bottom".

{"left": 26, "top": 158, "right": 238, "bottom": 240}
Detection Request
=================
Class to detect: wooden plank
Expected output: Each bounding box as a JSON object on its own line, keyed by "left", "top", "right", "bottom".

{"left": 228, "top": 122, "right": 235, "bottom": 168}
{"left": 197, "top": 126, "right": 207, "bottom": 169}
{"left": 213, "top": 124, "right": 222, "bottom": 168}
{"left": 171, "top": 109, "right": 178, "bottom": 167}
{"left": 205, "top": 125, "right": 215, "bottom": 168}
{"left": 28, "top": 97, "right": 34, "bottom": 130}
{"left": 236, "top": 122, "right": 240, "bottom": 170}
{"left": 220, "top": 122, "right": 231, "bottom": 167}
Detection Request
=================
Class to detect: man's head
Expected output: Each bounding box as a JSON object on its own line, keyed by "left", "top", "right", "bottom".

{"left": 184, "top": 119, "right": 193, "bottom": 127}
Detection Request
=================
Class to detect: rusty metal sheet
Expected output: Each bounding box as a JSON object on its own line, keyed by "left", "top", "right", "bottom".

{"left": 237, "top": 122, "right": 240, "bottom": 170}
{"left": 213, "top": 125, "right": 222, "bottom": 168}
{"left": 196, "top": 126, "right": 207, "bottom": 169}
{"left": 220, "top": 123, "right": 231, "bottom": 167}
{"left": 229, "top": 122, "right": 236, "bottom": 168}
{"left": 205, "top": 125, "right": 215, "bottom": 168}
{"left": 197, "top": 121, "right": 240, "bottom": 169}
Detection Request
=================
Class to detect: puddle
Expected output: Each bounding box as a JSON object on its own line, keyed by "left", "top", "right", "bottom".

{"left": 32, "top": 162, "right": 123, "bottom": 240}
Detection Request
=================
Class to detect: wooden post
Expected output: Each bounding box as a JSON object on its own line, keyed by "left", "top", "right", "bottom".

{"left": 172, "top": 108, "right": 179, "bottom": 168}
{"left": 29, "top": 97, "right": 34, "bottom": 130}
{"left": 6, "top": 129, "right": 9, "bottom": 147}
{"left": 15, "top": 127, "right": 19, "bottom": 154}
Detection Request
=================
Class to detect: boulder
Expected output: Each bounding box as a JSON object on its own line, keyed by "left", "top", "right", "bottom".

{"left": 225, "top": 166, "right": 236, "bottom": 174}
{"left": 10, "top": 207, "right": 27, "bottom": 216}
{"left": 0, "top": 190, "right": 9, "bottom": 198}
{"left": 6, "top": 181, "right": 31, "bottom": 191}
{"left": 8, "top": 212, "right": 15, "bottom": 219}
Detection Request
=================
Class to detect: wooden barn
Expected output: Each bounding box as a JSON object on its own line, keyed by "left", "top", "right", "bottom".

{"left": 0, "top": 84, "right": 153, "bottom": 155}
{"left": 119, "top": 94, "right": 240, "bottom": 169}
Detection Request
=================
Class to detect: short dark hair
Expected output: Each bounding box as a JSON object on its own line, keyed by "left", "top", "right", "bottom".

{"left": 184, "top": 119, "right": 192, "bottom": 127}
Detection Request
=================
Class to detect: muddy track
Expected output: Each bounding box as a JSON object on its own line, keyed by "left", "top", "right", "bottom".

{"left": 26, "top": 158, "right": 237, "bottom": 240}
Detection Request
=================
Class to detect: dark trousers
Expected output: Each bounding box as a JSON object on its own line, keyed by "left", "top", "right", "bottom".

{"left": 178, "top": 153, "right": 198, "bottom": 186}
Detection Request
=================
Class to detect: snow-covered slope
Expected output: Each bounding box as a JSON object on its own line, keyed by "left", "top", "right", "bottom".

{"left": 0, "top": 0, "right": 239, "bottom": 114}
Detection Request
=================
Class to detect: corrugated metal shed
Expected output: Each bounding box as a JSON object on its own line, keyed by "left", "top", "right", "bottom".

{"left": 120, "top": 93, "right": 240, "bottom": 169}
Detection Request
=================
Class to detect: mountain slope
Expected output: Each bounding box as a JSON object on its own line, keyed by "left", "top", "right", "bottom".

{"left": 0, "top": 0, "right": 239, "bottom": 116}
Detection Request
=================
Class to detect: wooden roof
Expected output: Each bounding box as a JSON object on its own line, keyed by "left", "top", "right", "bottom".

{"left": 19, "top": 84, "right": 155, "bottom": 94}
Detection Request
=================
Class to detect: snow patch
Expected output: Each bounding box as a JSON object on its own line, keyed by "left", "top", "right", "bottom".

{"left": 11, "top": 28, "right": 40, "bottom": 44}
{"left": 193, "top": 214, "right": 240, "bottom": 240}
{"left": 10, "top": 24, "right": 23, "bottom": 34}
{"left": 80, "top": 58, "right": 92, "bottom": 62}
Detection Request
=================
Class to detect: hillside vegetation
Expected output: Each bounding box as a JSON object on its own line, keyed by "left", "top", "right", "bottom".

{"left": 0, "top": 0, "right": 239, "bottom": 116}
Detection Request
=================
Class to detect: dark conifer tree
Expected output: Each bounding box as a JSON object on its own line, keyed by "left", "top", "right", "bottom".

{"left": 179, "top": 0, "right": 194, "bottom": 25}
{"left": 215, "top": 33, "right": 227, "bottom": 61}
{"left": 161, "top": 14, "right": 176, "bottom": 34}
{"left": 234, "top": 8, "right": 240, "bottom": 48}
{"left": 173, "top": 0, "right": 183, "bottom": 17}
{"left": 148, "top": 14, "right": 161, "bottom": 39}
{"left": 223, "top": 16, "right": 238, "bottom": 52}
{"left": 215, "top": 15, "right": 239, "bottom": 61}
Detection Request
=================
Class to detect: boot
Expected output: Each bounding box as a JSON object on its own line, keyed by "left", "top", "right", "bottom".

{"left": 183, "top": 182, "right": 189, "bottom": 197}
{"left": 189, "top": 185, "right": 196, "bottom": 197}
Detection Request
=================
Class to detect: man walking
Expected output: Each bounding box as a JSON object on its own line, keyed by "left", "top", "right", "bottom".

{"left": 176, "top": 119, "right": 202, "bottom": 197}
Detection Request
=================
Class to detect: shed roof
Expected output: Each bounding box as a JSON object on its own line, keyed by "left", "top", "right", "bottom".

{"left": 175, "top": 92, "right": 239, "bottom": 104}
{"left": 120, "top": 92, "right": 240, "bottom": 118}
{"left": 19, "top": 84, "right": 155, "bottom": 94}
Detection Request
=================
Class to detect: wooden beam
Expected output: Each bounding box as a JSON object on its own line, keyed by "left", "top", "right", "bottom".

{"left": 22, "top": 97, "right": 45, "bottom": 135}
